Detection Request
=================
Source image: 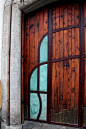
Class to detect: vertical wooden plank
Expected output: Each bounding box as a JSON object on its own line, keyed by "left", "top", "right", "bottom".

{"left": 56, "top": 6, "right": 59, "bottom": 29}
{"left": 71, "top": 2, "right": 75, "bottom": 106}
{"left": 72, "top": 4, "right": 75, "bottom": 25}
{"left": 67, "top": 5, "right": 72, "bottom": 110}
{"left": 60, "top": 6, "right": 63, "bottom": 110}
{"left": 52, "top": 33, "right": 56, "bottom": 110}
{"left": 52, "top": 6, "right": 56, "bottom": 30}
{"left": 68, "top": 4, "right": 72, "bottom": 110}
{"left": 52, "top": 63, "right": 55, "bottom": 110}
{"left": 60, "top": 5, "right": 63, "bottom": 28}
{"left": 24, "top": 19, "right": 26, "bottom": 106}
{"left": 68, "top": 59, "right": 72, "bottom": 111}
{"left": 59, "top": 61, "right": 63, "bottom": 112}
{"left": 55, "top": 32, "right": 60, "bottom": 113}
{"left": 84, "top": 3, "right": 86, "bottom": 24}
{"left": 74, "top": 28, "right": 79, "bottom": 109}
{"left": 59, "top": 30, "right": 63, "bottom": 112}
{"left": 35, "top": 12, "right": 39, "bottom": 66}
{"left": 72, "top": 29, "right": 75, "bottom": 56}
{"left": 29, "top": 14, "right": 35, "bottom": 73}
{"left": 25, "top": 16, "right": 29, "bottom": 106}
{"left": 68, "top": 29, "right": 72, "bottom": 56}
{"left": 68, "top": 4, "right": 72, "bottom": 56}
{"left": 64, "top": 30, "right": 68, "bottom": 57}
{"left": 48, "top": 7, "right": 53, "bottom": 123}
{"left": 63, "top": 30, "right": 68, "bottom": 109}
{"left": 64, "top": 4, "right": 67, "bottom": 28}
{"left": 71, "top": 59, "right": 75, "bottom": 107}
{"left": 74, "top": 3, "right": 79, "bottom": 109}
{"left": 39, "top": 10, "right": 44, "bottom": 42}
{"left": 75, "top": 58, "right": 79, "bottom": 108}
{"left": 56, "top": 32, "right": 60, "bottom": 59}
{"left": 52, "top": 33, "right": 56, "bottom": 60}
{"left": 44, "top": 8, "right": 48, "bottom": 34}
{"left": 55, "top": 5, "right": 60, "bottom": 113}
{"left": 75, "top": 3, "right": 79, "bottom": 25}
{"left": 63, "top": 5, "right": 68, "bottom": 110}
{"left": 68, "top": 4, "right": 72, "bottom": 26}
{"left": 55, "top": 62, "right": 60, "bottom": 113}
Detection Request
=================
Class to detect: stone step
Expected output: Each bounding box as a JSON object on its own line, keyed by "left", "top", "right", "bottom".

{"left": 23, "top": 121, "right": 80, "bottom": 129}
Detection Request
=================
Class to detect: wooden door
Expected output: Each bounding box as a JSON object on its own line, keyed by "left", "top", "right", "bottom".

{"left": 22, "top": 1, "right": 86, "bottom": 128}
{"left": 51, "top": 3, "right": 79, "bottom": 125}
{"left": 24, "top": 7, "right": 48, "bottom": 122}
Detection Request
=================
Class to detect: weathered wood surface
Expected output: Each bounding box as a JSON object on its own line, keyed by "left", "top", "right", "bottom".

{"left": 51, "top": 3, "right": 79, "bottom": 124}
{"left": 24, "top": 8, "right": 48, "bottom": 119}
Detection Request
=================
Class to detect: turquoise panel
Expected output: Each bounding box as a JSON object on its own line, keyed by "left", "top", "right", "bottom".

{"left": 39, "top": 64, "right": 47, "bottom": 92}
{"left": 30, "top": 93, "right": 40, "bottom": 119}
{"left": 40, "top": 35, "right": 48, "bottom": 63}
{"left": 39, "top": 94, "right": 47, "bottom": 120}
{"left": 30, "top": 68, "right": 37, "bottom": 91}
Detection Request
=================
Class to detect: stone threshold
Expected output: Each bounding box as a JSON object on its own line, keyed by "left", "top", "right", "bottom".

{"left": 23, "top": 121, "right": 80, "bottom": 129}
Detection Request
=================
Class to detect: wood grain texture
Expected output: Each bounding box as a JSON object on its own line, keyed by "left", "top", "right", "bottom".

{"left": 59, "top": 30, "right": 63, "bottom": 112}
{"left": 44, "top": 8, "right": 48, "bottom": 34}
{"left": 60, "top": 5, "right": 63, "bottom": 28}
{"left": 29, "top": 14, "right": 35, "bottom": 73}
{"left": 68, "top": 4, "right": 72, "bottom": 26}
{"left": 59, "top": 61, "right": 63, "bottom": 112}
{"left": 25, "top": 16, "right": 29, "bottom": 105}
{"left": 68, "top": 29, "right": 72, "bottom": 56}
{"left": 56, "top": 32, "right": 60, "bottom": 59}
{"left": 71, "top": 59, "right": 75, "bottom": 107}
{"left": 71, "top": 7, "right": 75, "bottom": 107}
{"left": 52, "top": 33, "right": 56, "bottom": 109}
{"left": 72, "top": 4, "right": 75, "bottom": 25}
{"left": 68, "top": 59, "right": 72, "bottom": 111}
{"left": 74, "top": 12, "right": 79, "bottom": 108}
{"left": 55, "top": 62, "right": 60, "bottom": 113}
{"left": 56, "top": 6, "right": 59, "bottom": 29}
{"left": 75, "top": 58, "right": 79, "bottom": 108}
{"left": 35, "top": 12, "right": 39, "bottom": 66}
{"left": 55, "top": 32, "right": 60, "bottom": 112}
{"left": 64, "top": 5, "right": 67, "bottom": 28}
{"left": 63, "top": 29, "right": 68, "bottom": 109}
{"left": 75, "top": 3, "right": 79, "bottom": 25}
{"left": 72, "top": 28, "right": 75, "bottom": 56}
{"left": 52, "top": 6, "right": 56, "bottom": 30}
{"left": 52, "top": 63, "right": 55, "bottom": 109}
{"left": 39, "top": 10, "right": 44, "bottom": 42}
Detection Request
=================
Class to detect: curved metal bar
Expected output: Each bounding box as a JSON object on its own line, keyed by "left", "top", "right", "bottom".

{"left": 37, "top": 93, "right": 42, "bottom": 120}
{"left": 29, "top": 61, "right": 48, "bottom": 79}
{"left": 52, "top": 55, "right": 80, "bottom": 63}
{"left": 52, "top": 25, "right": 79, "bottom": 33}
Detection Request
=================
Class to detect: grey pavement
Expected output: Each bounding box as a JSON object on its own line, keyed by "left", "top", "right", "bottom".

{"left": 23, "top": 121, "right": 80, "bottom": 129}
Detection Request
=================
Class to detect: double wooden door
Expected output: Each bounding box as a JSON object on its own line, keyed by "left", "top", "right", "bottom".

{"left": 22, "top": 1, "right": 86, "bottom": 128}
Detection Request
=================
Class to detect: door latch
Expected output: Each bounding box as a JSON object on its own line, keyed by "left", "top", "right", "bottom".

{"left": 64, "top": 60, "right": 69, "bottom": 74}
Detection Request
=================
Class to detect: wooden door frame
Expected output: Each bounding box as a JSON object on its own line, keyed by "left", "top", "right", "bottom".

{"left": 21, "top": 1, "right": 85, "bottom": 128}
